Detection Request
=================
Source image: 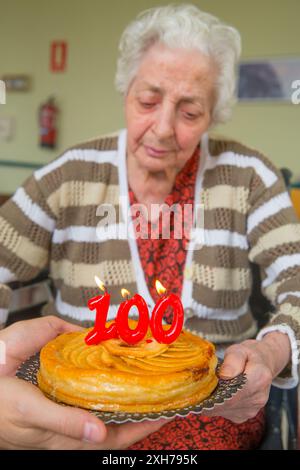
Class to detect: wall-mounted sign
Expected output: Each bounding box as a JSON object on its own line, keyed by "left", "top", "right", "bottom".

{"left": 50, "top": 41, "right": 68, "bottom": 72}
{"left": 1, "top": 75, "right": 30, "bottom": 92}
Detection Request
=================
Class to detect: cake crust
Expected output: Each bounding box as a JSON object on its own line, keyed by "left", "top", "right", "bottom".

{"left": 38, "top": 322, "right": 218, "bottom": 413}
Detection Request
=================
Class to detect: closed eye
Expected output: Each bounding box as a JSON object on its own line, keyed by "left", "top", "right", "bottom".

{"left": 183, "top": 112, "right": 199, "bottom": 120}
{"left": 139, "top": 102, "right": 156, "bottom": 109}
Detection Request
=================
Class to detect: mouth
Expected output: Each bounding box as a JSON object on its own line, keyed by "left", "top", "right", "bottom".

{"left": 144, "top": 145, "right": 172, "bottom": 158}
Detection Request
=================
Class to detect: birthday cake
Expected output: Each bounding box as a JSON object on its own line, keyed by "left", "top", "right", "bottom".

{"left": 37, "top": 320, "right": 218, "bottom": 413}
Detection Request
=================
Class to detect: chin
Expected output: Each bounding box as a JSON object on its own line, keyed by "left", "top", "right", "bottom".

{"left": 139, "top": 149, "right": 174, "bottom": 170}
{"left": 142, "top": 157, "right": 171, "bottom": 172}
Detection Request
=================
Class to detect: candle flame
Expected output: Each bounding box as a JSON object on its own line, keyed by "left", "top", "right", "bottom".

{"left": 155, "top": 279, "right": 167, "bottom": 295}
{"left": 121, "top": 288, "right": 131, "bottom": 299}
{"left": 94, "top": 275, "right": 106, "bottom": 292}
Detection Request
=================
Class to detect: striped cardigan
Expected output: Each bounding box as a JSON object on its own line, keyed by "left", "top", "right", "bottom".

{"left": 1, "top": 129, "right": 299, "bottom": 387}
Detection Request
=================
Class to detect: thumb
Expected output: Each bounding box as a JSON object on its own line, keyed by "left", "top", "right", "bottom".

{"left": 219, "top": 345, "right": 248, "bottom": 379}
{"left": 4, "top": 315, "right": 83, "bottom": 364}
{"left": 22, "top": 382, "right": 107, "bottom": 443}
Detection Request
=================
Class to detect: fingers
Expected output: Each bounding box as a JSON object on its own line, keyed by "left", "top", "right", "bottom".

{"left": 205, "top": 356, "right": 271, "bottom": 423}
{"left": 25, "top": 376, "right": 169, "bottom": 449}
{"left": 5, "top": 316, "right": 83, "bottom": 363}
{"left": 105, "top": 418, "right": 170, "bottom": 449}
{"left": 17, "top": 382, "right": 107, "bottom": 444}
{"left": 44, "top": 418, "right": 170, "bottom": 450}
{"left": 23, "top": 383, "right": 169, "bottom": 449}
{"left": 219, "top": 345, "right": 248, "bottom": 379}
{"left": 1, "top": 378, "right": 133, "bottom": 450}
{"left": 43, "top": 315, "right": 84, "bottom": 335}
{"left": 34, "top": 403, "right": 107, "bottom": 444}
{"left": 25, "top": 315, "right": 83, "bottom": 347}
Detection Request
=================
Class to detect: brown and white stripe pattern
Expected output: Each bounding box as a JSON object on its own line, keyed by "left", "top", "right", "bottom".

{"left": 0, "top": 130, "right": 300, "bottom": 388}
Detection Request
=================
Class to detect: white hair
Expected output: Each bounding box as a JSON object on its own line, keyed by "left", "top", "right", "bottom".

{"left": 115, "top": 4, "right": 241, "bottom": 125}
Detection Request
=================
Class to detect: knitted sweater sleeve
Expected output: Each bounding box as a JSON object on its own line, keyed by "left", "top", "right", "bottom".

{"left": 0, "top": 170, "right": 59, "bottom": 329}
{"left": 247, "top": 156, "right": 300, "bottom": 388}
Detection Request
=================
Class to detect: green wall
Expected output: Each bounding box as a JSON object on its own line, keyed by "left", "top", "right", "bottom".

{"left": 0, "top": 0, "right": 299, "bottom": 193}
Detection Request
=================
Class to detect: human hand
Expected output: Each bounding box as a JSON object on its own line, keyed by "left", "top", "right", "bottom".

{"left": 0, "top": 316, "right": 167, "bottom": 449}
{"left": 0, "top": 376, "right": 167, "bottom": 449}
{"left": 202, "top": 332, "right": 291, "bottom": 423}
{"left": 0, "top": 315, "right": 83, "bottom": 377}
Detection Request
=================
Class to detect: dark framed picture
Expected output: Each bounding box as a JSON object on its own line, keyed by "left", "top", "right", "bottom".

{"left": 238, "top": 57, "right": 300, "bottom": 101}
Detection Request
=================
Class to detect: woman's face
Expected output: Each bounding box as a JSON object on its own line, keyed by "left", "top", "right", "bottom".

{"left": 125, "top": 43, "right": 216, "bottom": 173}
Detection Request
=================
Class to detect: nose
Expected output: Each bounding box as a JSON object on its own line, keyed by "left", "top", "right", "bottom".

{"left": 153, "top": 103, "right": 175, "bottom": 141}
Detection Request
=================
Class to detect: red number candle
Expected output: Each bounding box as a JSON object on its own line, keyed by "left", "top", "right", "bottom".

{"left": 150, "top": 280, "right": 184, "bottom": 344}
{"left": 116, "top": 289, "right": 149, "bottom": 345}
{"left": 85, "top": 279, "right": 183, "bottom": 346}
{"left": 85, "top": 276, "right": 118, "bottom": 345}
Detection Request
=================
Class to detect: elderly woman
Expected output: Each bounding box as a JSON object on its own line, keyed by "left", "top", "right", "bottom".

{"left": 0, "top": 4, "right": 299, "bottom": 450}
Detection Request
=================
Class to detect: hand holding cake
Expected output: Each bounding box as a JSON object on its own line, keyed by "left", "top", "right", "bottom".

{"left": 0, "top": 316, "right": 167, "bottom": 449}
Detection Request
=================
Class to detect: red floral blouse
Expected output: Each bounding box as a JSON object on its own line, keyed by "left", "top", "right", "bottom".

{"left": 127, "top": 148, "right": 265, "bottom": 450}
{"left": 129, "top": 146, "right": 198, "bottom": 321}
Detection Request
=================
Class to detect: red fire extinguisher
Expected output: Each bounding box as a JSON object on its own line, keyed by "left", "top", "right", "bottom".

{"left": 38, "top": 96, "right": 58, "bottom": 149}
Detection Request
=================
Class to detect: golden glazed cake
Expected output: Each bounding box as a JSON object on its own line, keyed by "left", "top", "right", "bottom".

{"left": 37, "top": 321, "right": 218, "bottom": 413}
